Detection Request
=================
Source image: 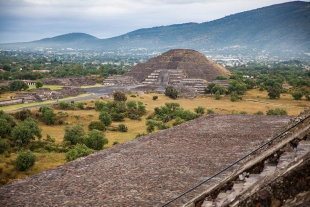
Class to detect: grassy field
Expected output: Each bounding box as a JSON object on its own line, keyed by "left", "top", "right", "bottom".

{"left": 1, "top": 89, "right": 309, "bottom": 186}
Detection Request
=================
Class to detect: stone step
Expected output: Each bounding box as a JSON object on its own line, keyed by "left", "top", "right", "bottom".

{"left": 260, "top": 163, "right": 277, "bottom": 177}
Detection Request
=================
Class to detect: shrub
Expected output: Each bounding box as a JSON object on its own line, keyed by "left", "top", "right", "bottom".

{"left": 128, "top": 114, "right": 141, "bottom": 120}
{"left": 207, "top": 109, "right": 215, "bottom": 114}
{"left": 58, "top": 101, "right": 70, "bottom": 109}
{"left": 63, "top": 125, "right": 85, "bottom": 145}
{"left": 113, "top": 90, "right": 127, "bottom": 102}
{"left": 126, "top": 101, "right": 137, "bottom": 110}
{"left": 88, "top": 121, "right": 106, "bottom": 131}
{"left": 147, "top": 124, "right": 155, "bottom": 133}
{"left": 94, "top": 101, "right": 107, "bottom": 111}
{"left": 194, "top": 106, "right": 205, "bottom": 115}
{"left": 0, "top": 138, "right": 10, "bottom": 154}
{"left": 118, "top": 124, "right": 128, "bottom": 132}
{"left": 76, "top": 102, "right": 85, "bottom": 109}
{"left": 14, "top": 109, "right": 32, "bottom": 121}
{"left": 113, "top": 141, "right": 119, "bottom": 145}
{"left": 111, "top": 112, "right": 126, "bottom": 121}
{"left": 66, "top": 144, "right": 95, "bottom": 162}
{"left": 99, "top": 111, "right": 112, "bottom": 126}
{"left": 15, "top": 151, "right": 36, "bottom": 171}
{"left": 173, "top": 117, "right": 185, "bottom": 126}
{"left": 165, "top": 86, "right": 178, "bottom": 99}
{"left": 239, "top": 111, "right": 247, "bottom": 114}
{"left": 0, "top": 118, "right": 11, "bottom": 137}
{"left": 230, "top": 92, "right": 240, "bottom": 102}
{"left": 152, "top": 96, "right": 158, "bottom": 100}
{"left": 254, "top": 111, "right": 264, "bottom": 115}
{"left": 58, "top": 120, "right": 64, "bottom": 125}
{"left": 214, "top": 91, "right": 221, "bottom": 100}
{"left": 266, "top": 108, "right": 288, "bottom": 115}
{"left": 85, "top": 130, "right": 108, "bottom": 150}
{"left": 291, "top": 91, "right": 303, "bottom": 100}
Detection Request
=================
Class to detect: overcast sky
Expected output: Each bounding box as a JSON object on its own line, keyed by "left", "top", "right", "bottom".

{"left": 0, "top": 0, "right": 296, "bottom": 43}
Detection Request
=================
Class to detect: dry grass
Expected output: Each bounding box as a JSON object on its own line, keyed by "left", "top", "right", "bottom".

{"left": 1, "top": 89, "right": 309, "bottom": 186}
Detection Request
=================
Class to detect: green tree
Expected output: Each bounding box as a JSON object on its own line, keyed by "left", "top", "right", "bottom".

{"left": 11, "top": 118, "right": 42, "bottom": 146}
{"left": 85, "top": 130, "right": 108, "bottom": 150}
{"left": 268, "top": 87, "right": 281, "bottom": 99}
{"left": 292, "top": 91, "right": 303, "bottom": 100}
{"left": 15, "top": 151, "right": 36, "bottom": 171}
{"left": 94, "top": 101, "right": 107, "bottom": 111}
{"left": 165, "top": 86, "right": 178, "bottom": 99}
{"left": 63, "top": 125, "right": 85, "bottom": 145}
{"left": 41, "top": 106, "right": 56, "bottom": 125}
{"left": 66, "top": 144, "right": 95, "bottom": 162}
{"left": 99, "top": 111, "right": 112, "bottom": 126}
{"left": 153, "top": 96, "right": 158, "bottom": 100}
{"left": 0, "top": 138, "right": 10, "bottom": 154}
{"left": 9, "top": 80, "right": 29, "bottom": 91}
{"left": 35, "top": 80, "right": 43, "bottom": 88}
{"left": 113, "top": 90, "right": 127, "bottom": 102}
{"left": 228, "top": 80, "right": 247, "bottom": 95}
{"left": 0, "top": 118, "right": 11, "bottom": 137}
{"left": 126, "top": 100, "right": 137, "bottom": 110}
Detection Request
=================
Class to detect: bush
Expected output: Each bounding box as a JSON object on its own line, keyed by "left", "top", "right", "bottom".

{"left": 63, "top": 125, "right": 85, "bottom": 145}
{"left": 254, "top": 111, "right": 264, "bottom": 115}
{"left": 99, "top": 111, "right": 112, "bottom": 126}
{"left": 14, "top": 109, "right": 32, "bottom": 121}
{"left": 58, "top": 101, "right": 70, "bottom": 109}
{"left": 94, "top": 101, "right": 107, "bottom": 111}
{"left": 88, "top": 121, "right": 106, "bottom": 131}
{"left": 194, "top": 106, "right": 205, "bottom": 115}
{"left": 239, "top": 111, "right": 247, "bottom": 114}
{"left": 113, "top": 141, "right": 119, "bottom": 145}
{"left": 113, "top": 90, "right": 127, "bottom": 102}
{"left": 292, "top": 91, "right": 303, "bottom": 100}
{"left": 165, "top": 86, "right": 178, "bottom": 99}
{"left": 66, "top": 144, "right": 95, "bottom": 162}
{"left": 111, "top": 112, "right": 126, "bottom": 121}
{"left": 214, "top": 91, "right": 221, "bottom": 100}
{"left": 118, "top": 124, "right": 128, "bottom": 132}
{"left": 266, "top": 108, "right": 288, "bottom": 115}
{"left": 207, "top": 109, "right": 215, "bottom": 114}
{"left": 128, "top": 114, "right": 141, "bottom": 120}
{"left": 230, "top": 92, "right": 240, "bottom": 102}
{"left": 0, "top": 138, "right": 10, "bottom": 154}
{"left": 152, "top": 96, "right": 158, "bottom": 100}
{"left": 76, "top": 102, "right": 85, "bottom": 109}
{"left": 15, "top": 151, "right": 36, "bottom": 171}
{"left": 85, "top": 130, "right": 108, "bottom": 150}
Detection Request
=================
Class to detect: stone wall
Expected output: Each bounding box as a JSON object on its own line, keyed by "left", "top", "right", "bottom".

{"left": 0, "top": 98, "right": 23, "bottom": 107}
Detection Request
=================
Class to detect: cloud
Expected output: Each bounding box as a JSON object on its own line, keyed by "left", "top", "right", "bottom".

{"left": 0, "top": 0, "right": 293, "bottom": 43}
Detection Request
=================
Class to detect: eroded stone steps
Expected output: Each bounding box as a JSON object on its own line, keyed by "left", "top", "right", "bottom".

{"left": 200, "top": 139, "right": 310, "bottom": 207}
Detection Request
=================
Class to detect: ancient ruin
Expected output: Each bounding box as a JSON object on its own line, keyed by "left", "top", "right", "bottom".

{"left": 2, "top": 112, "right": 310, "bottom": 206}
{"left": 103, "top": 49, "right": 230, "bottom": 96}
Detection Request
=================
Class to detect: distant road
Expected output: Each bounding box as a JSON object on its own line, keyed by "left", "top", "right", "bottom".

{"left": 6, "top": 85, "right": 145, "bottom": 112}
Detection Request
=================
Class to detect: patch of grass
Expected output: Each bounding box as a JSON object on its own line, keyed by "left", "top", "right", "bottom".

{"left": 28, "top": 85, "right": 64, "bottom": 90}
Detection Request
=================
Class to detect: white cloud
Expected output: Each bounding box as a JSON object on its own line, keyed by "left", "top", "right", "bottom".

{"left": 0, "top": 0, "right": 294, "bottom": 43}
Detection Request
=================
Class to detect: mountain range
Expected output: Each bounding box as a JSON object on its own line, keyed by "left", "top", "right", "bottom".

{"left": 1, "top": 1, "right": 310, "bottom": 56}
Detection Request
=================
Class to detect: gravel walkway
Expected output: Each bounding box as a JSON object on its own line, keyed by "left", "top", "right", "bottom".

{"left": 0, "top": 115, "right": 290, "bottom": 206}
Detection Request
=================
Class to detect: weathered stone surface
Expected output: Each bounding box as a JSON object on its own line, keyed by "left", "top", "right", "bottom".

{"left": 0, "top": 115, "right": 290, "bottom": 206}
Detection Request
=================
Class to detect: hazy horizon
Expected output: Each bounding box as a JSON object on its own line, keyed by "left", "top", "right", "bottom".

{"left": 0, "top": 0, "right": 300, "bottom": 44}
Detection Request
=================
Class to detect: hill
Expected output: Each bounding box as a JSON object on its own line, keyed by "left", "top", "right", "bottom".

{"left": 1, "top": 1, "right": 310, "bottom": 57}
{"left": 100, "top": 1, "right": 310, "bottom": 53}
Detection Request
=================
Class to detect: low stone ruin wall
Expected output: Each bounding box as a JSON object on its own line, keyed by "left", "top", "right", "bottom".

{"left": 42, "top": 77, "right": 95, "bottom": 86}
{"left": 0, "top": 98, "right": 23, "bottom": 107}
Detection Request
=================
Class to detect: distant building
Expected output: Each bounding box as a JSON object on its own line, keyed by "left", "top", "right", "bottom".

{"left": 32, "top": 70, "right": 51, "bottom": 73}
